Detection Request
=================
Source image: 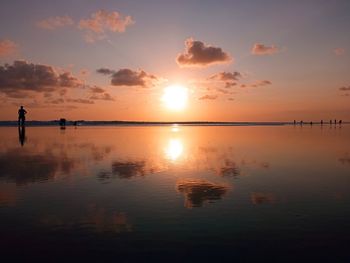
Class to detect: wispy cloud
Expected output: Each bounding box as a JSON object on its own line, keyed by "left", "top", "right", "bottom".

{"left": 176, "top": 38, "right": 232, "bottom": 67}
{"left": 36, "top": 16, "right": 74, "bottom": 30}
{"left": 198, "top": 94, "right": 218, "bottom": 100}
{"left": 251, "top": 43, "right": 280, "bottom": 55}
{"left": 333, "top": 48, "right": 345, "bottom": 56}
{"left": 209, "top": 71, "right": 242, "bottom": 82}
{"left": 78, "top": 10, "right": 134, "bottom": 42}
{"left": 0, "top": 39, "right": 18, "bottom": 57}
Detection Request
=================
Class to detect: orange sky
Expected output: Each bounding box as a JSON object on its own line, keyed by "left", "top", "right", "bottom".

{"left": 0, "top": 0, "right": 349, "bottom": 121}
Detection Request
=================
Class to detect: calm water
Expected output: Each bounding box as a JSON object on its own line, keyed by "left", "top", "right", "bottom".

{"left": 1, "top": 125, "right": 350, "bottom": 261}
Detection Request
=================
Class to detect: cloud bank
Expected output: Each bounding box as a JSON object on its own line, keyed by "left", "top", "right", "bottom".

{"left": 176, "top": 38, "right": 232, "bottom": 67}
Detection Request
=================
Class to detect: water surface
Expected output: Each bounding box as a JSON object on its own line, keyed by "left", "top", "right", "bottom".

{"left": 1, "top": 125, "right": 350, "bottom": 261}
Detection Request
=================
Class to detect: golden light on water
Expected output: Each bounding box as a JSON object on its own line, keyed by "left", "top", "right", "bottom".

{"left": 165, "top": 138, "right": 183, "bottom": 161}
{"left": 161, "top": 85, "right": 188, "bottom": 111}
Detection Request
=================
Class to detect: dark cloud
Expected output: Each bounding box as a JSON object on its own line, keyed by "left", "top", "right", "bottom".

{"left": 209, "top": 71, "right": 241, "bottom": 82}
{"left": 96, "top": 68, "right": 115, "bottom": 75}
{"left": 339, "top": 86, "right": 350, "bottom": 91}
{"left": 176, "top": 38, "right": 232, "bottom": 67}
{"left": 0, "top": 39, "right": 18, "bottom": 57}
{"left": 0, "top": 61, "right": 83, "bottom": 98}
{"left": 36, "top": 16, "right": 74, "bottom": 30}
{"left": 251, "top": 43, "right": 280, "bottom": 55}
{"left": 176, "top": 179, "right": 229, "bottom": 208}
{"left": 97, "top": 68, "right": 158, "bottom": 87}
{"left": 199, "top": 94, "right": 218, "bottom": 100}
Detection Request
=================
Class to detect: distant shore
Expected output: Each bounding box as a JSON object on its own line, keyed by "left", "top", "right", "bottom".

{"left": 0, "top": 120, "right": 348, "bottom": 127}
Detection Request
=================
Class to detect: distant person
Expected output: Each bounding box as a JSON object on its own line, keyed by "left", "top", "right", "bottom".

{"left": 310, "top": 121, "right": 313, "bottom": 125}
{"left": 321, "top": 120, "right": 323, "bottom": 125}
{"left": 300, "top": 120, "right": 303, "bottom": 125}
{"left": 293, "top": 120, "right": 296, "bottom": 125}
{"left": 330, "top": 120, "right": 332, "bottom": 125}
{"left": 335, "top": 119, "right": 337, "bottom": 125}
{"left": 339, "top": 120, "right": 342, "bottom": 125}
{"left": 18, "top": 106, "right": 27, "bottom": 126}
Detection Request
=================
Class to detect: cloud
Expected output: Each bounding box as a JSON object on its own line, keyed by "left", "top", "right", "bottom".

{"left": 251, "top": 43, "right": 280, "bottom": 55}
{"left": 176, "top": 179, "right": 229, "bottom": 208}
{"left": 241, "top": 80, "right": 272, "bottom": 88}
{"left": 78, "top": 10, "right": 134, "bottom": 42}
{"left": 96, "top": 68, "right": 115, "bottom": 75}
{"left": 0, "top": 61, "right": 83, "bottom": 98}
{"left": 176, "top": 38, "right": 232, "bottom": 67}
{"left": 0, "top": 39, "right": 18, "bottom": 57}
{"left": 90, "top": 92, "right": 115, "bottom": 101}
{"left": 334, "top": 48, "right": 345, "bottom": 56}
{"left": 198, "top": 94, "right": 218, "bottom": 100}
{"left": 339, "top": 86, "right": 350, "bottom": 91}
{"left": 97, "top": 68, "right": 158, "bottom": 88}
{"left": 209, "top": 71, "right": 242, "bottom": 81}
{"left": 90, "top": 86, "right": 105, "bottom": 93}
{"left": 67, "top": 98, "right": 94, "bottom": 104}
{"left": 36, "top": 16, "right": 74, "bottom": 30}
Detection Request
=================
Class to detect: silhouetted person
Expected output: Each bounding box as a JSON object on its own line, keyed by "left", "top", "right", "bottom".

{"left": 330, "top": 120, "right": 332, "bottom": 125}
{"left": 310, "top": 121, "right": 313, "bottom": 125}
{"left": 335, "top": 119, "right": 337, "bottom": 125}
{"left": 339, "top": 120, "right": 342, "bottom": 125}
{"left": 321, "top": 120, "right": 323, "bottom": 125}
{"left": 300, "top": 120, "right": 303, "bottom": 125}
{"left": 18, "top": 125, "right": 26, "bottom": 146}
{"left": 18, "top": 106, "right": 27, "bottom": 126}
{"left": 293, "top": 120, "right": 296, "bottom": 125}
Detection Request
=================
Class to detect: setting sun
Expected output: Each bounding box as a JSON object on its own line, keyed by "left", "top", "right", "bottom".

{"left": 161, "top": 85, "right": 189, "bottom": 111}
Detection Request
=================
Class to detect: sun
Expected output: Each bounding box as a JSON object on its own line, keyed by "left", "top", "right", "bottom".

{"left": 161, "top": 84, "right": 189, "bottom": 111}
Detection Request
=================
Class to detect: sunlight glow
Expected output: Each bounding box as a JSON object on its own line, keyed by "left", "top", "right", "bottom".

{"left": 161, "top": 85, "right": 188, "bottom": 111}
{"left": 165, "top": 139, "right": 183, "bottom": 161}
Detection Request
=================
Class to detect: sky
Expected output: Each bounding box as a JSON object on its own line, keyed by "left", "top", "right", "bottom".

{"left": 0, "top": 0, "right": 349, "bottom": 121}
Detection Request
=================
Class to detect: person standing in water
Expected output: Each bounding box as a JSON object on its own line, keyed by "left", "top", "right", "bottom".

{"left": 18, "top": 106, "right": 27, "bottom": 126}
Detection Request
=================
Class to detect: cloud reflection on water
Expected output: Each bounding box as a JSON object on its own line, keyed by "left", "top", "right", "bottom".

{"left": 176, "top": 179, "right": 229, "bottom": 208}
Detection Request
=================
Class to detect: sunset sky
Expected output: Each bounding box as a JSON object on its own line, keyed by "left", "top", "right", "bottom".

{"left": 0, "top": 0, "right": 349, "bottom": 121}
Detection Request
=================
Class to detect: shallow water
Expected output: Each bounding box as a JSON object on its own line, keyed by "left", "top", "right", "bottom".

{"left": 1, "top": 125, "right": 350, "bottom": 261}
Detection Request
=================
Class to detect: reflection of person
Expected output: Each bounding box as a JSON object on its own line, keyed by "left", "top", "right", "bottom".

{"left": 18, "top": 125, "right": 26, "bottom": 146}
{"left": 18, "top": 106, "right": 27, "bottom": 126}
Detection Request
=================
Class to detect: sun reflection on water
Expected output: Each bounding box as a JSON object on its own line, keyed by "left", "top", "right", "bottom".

{"left": 165, "top": 138, "right": 183, "bottom": 161}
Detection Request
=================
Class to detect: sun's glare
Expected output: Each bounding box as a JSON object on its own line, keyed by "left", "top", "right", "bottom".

{"left": 165, "top": 138, "right": 183, "bottom": 161}
{"left": 161, "top": 85, "right": 188, "bottom": 111}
